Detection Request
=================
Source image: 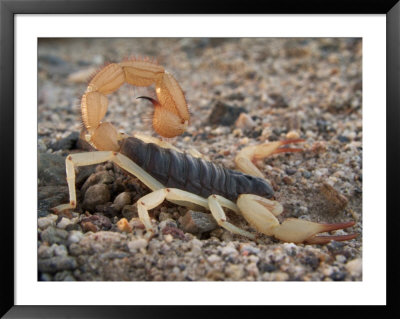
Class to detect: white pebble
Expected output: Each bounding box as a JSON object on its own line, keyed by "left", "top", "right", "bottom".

{"left": 57, "top": 217, "right": 73, "bottom": 229}
{"left": 345, "top": 258, "right": 362, "bottom": 277}
{"left": 207, "top": 254, "right": 221, "bottom": 264}
{"left": 68, "top": 230, "right": 84, "bottom": 244}
{"left": 127, "top": 238, "right": 148, "bottom": 253}
{"left": 221, "top": 243, "right": 238, "bottom": 257}
{"left": 38, "top": 214, "right": 58, "bottom": 230}
{"left": 164, "top": 234, "right": 173, "bottom": 243}
{"left": 53, "top": 244, "right": 68, "bottom": 257}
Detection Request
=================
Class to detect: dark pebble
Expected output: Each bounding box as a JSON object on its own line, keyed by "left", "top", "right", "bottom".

{"left": 285, "top": 168, "right": 297, "bottom": 176}
{"left": 208, "top": 101, "right": 247, "bottom": 126}
{"left": 257, "top": 261, "right": 277, "bottom": 273}
{"left": 38, "top": 54, "right": 67, "bottom": 66}
{"left": 178, "top": 210, "right": 218, "bottom": 234}
{"left": 81, "top": 213, "right": 112, "bottom": 231}
{"left": 38, "top": 256, "right": 77, "bottom": 273}
{"left": 327, "top": 240, "right": 346, "bottom": 253}
{"left": 40, "top": 226, "right": 69, "bottom": 245}
{"left": 330, "top": 271, "right": 346, "bottom": 281}
{"left": 50, "top": 131, "right": 80, "bottom": 151}
{"left": 226, "top": 92, "right": 245, "bottom": 101}
{"left": 38, "top": 185, "right": 69, "bottom": 217}
{"left": 337, "top": 135, "right": 350, "bottom": 143}
{"left": 121, "top": 204, "right": 138, "bottom": 220}
{"left": 302, "top": 254, "right": 320, "bottom": 270}
{"left": 268, "top": 93, "right": 288, "bottom": 108}
{"left": 302, "top": 171, "right": 312, "bottom": 179}
{"left": 82, "top": 184, "right": 111, "bottom": 211}
{"left": 38, "top": 153, "right": 67, "bottom": 186}
{"left": 65, "top": 223, "right": 82, "bottom": 232}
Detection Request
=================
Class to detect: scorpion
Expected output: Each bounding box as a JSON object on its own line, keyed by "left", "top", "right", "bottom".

{"left": 53, "top": 57, "right": 357, "bottom": 244}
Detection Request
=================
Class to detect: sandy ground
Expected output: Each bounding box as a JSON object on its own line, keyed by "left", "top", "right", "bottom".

{"left": 37, "top": 38, "right": 362, "bottom": 281}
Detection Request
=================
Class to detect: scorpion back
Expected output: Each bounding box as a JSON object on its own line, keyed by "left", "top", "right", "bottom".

{"left": 120, "top": 137, "right": 274, "bottom": 201}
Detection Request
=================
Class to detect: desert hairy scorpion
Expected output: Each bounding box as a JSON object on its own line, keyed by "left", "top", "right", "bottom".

{"left": 53, "top": 57, "right": 357, "bottom": 244}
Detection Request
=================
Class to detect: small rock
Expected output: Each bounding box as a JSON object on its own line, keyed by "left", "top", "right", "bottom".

{"left": 81, "top": 214, "right": 112, "bottom": 231}
{"left": 208, "top": 101, "right": 247, "bottom": 126}
{"left": 53, "top": 270, "right": 76, "bottom": 281}
{"left": 207, "top": 254, "right": 222, "bottom": 264}
{"left": 56, "top": 217, "right": 74, "bottom": 229}
{"left": 345, "top": 258, "right": 362, "bottom": 277}
{"left": 282, "top": 176, "right": 294, "bottom": 185}
{"left": 81, "top": 171, "right": 115, "bottom": 195}
{"left": 221, "top": 242, "right": 238, "bottom": 258}
{"left": 225, "top": 264, "right": 244, "bottom": 280}
{"left": 40, "top": 226, "right": 69, "bottom": 245}
{"left": 112, "top": 192, "right": 131, "bottom": 211}
{"left": 178, "top": 210, "right": 218, "bottom": 234}
{"left": 121, "top": 204, "right": 138, "bottom": 220}
{"left": 82, "top": 184, "right": 110, "bottom": 211}
{"left": 38, "top": 153, "right": 67, "bottom": 186}
{"left": 81, "top": 221, "right": 98, "bottom": 233}
{"left": 67, "top": 230, "right": 84, "bottom": 244}
{"left": 239, "top": 243, "right": 260, "bottom": 255}
{"left": 318, "top": 182, "right": 348, "bottom": 215}
{"left": 286, "top": 130, "right": 300, "bottom": 139}
{"left": 53, "top": 244, "right": 68, "bottom": 257}
{"left": 164, "top": 234, "right": 173, "bottom": 243}
{"left": 162, "top": 225, "right": 186, "bottom": 240}
{"left": 38, "top": 214, "right": 58, "bottom": 229}
{"left": 50, "top": 131, "right": 80, "bottom": 151}
{"left": 38, "top": 256, "right": 77, "bottom": 273}
{"left": 127, "top": 238, "right": 148, "bottom": 253}
{"left": 268, "top": 93, "right": 288, "bottom": 108}
{"left": 117, "top": 218, "right": 133, "bottom": 233}
{"left": 38, "top": 244, "right": 52, "bottom": 259}
{"left": 235, "top": 112, "right": 255, "bottom": 129}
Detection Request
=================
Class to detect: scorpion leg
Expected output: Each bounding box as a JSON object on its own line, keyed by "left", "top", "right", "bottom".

{"left": 52, "top": 152, "right": 165, "bottom": 213}
{"left": 208, "top": 195, "right": 256, "bottom": 240}
{"left": 136, "top": 188, "right": 209, "bottom": 239}
{"left": 235, "top": 139, "right": 304, "bottom": 178}
{"left": 237, "top": 194, "right": 357, "bottom": 244}
{"left": 52, "top": 151, "right": 115, "bottom": 213}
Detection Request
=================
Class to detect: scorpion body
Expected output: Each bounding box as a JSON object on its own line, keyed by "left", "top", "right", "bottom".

{"left": 120, "top": 137, "right": 274, "bottom": 201}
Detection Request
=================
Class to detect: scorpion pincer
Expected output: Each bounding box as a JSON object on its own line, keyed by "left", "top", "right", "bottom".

{"left": 53, "top": 57, "right": 358, "bottom": 244}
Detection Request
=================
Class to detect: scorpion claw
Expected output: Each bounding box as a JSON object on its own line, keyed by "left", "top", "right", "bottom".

{"left": 303, "top": 221, "right": 358, "bottom": 244}
{"left": 272, "top": 219, "right": 357, "bottom": 244}
{"left": 305, "top": 233, "right": 359, "bottom": 245}
{"left": 235, "top": 139, "right": 305, "bottom": 178}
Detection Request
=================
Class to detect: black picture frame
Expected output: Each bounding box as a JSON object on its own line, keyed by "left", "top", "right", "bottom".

{"left": 1, "top": 0, "right": 399, "bottom": 318}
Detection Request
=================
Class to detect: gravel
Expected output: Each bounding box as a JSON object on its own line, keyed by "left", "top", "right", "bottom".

{"left": 38, "top": 38, "right": 362, "bottom": 281}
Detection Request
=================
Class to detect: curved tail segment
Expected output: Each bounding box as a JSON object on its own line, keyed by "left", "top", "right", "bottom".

{"left": 80, "top": 59, "right": 190, "bottom": 151}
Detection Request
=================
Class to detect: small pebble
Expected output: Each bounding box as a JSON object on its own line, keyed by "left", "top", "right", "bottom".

{"left": 345, "top": 258, "right": 362, "bottom": 277}
{"left": 164, "top": 234, "right": 173, "bottom": 243}
{"left": 116, "top": 218, "right": 133, "bottom": 233}
{"left": 127, "top": 238, "right": 148, "bottom": 253}
{"left": 38, "top": 214, "right": 58, "bottom": 230}
{"left": 67, "top": 230, "right": 84, "bottom": 245}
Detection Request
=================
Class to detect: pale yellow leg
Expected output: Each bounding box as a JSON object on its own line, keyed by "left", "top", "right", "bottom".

{"left": 208, "top": 195, "right": 256, "bottom": 240}
{"left": 52, "top": 151, "right": 165, "bottom": 213}
{"left": 234, "top": 140, "right": 304, "bottom": 178}
{"left": 135, "top": 188, "right": 209, "bottom": 238}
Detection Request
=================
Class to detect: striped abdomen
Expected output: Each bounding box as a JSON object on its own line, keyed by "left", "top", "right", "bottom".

{"left": 120, "top": 137, "right": 274, "bottom": 201}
